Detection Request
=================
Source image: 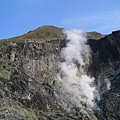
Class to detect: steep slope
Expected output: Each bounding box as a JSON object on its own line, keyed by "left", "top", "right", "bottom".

{"left": 88, "top": 30, "right": 120, "bottom": 120}
{"left": 0, "top": 26, "right": 94, "bottom": 120}
{"left": 0, "top": 26, "right": 119, "bottom": 120}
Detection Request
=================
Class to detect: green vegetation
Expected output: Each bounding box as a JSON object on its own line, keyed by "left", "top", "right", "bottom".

{"left": 0, "top": 89, "right": 4, "bottom": 98}
{"left": 0, "top": 26, "right": 65, "bottom": 46}
{"left": 0, "top": 64, "right": 11, "bottom": 80}
{"left": 87, "top": 31, "right": 105, "bottom": 40}
{"left": 0, "top": 106, "right": 39, "bottom": 120}
{"left": 0, "top": 25, "right": 106, "bottom": 47}
{"left": 0, "top": 57, "right": 17, "bottom": 80}
{"left": 15, "top": 105, "right": 37, "bottom": 120}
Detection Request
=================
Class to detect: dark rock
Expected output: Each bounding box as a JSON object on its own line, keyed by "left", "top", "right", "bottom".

{"left": 88, "top": 30, "right": 120, "bottom": 120}
{"left": 0, "top": 26, "right": 120, "bottom": 120}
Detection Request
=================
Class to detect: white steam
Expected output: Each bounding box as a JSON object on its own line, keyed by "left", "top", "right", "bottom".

{"left": 59, "top": 29, "right": 96, "bottom": 110}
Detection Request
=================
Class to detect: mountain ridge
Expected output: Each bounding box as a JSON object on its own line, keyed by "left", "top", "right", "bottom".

{"left": 1, "top": 25, "right": 105, "bottom": 42}
{"left": 0, "top": 25, "right": 120, "bottom": 120}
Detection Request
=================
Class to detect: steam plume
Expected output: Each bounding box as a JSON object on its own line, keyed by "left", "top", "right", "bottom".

{"left": 58, "top": 29, "right": 96, "bottom": 110}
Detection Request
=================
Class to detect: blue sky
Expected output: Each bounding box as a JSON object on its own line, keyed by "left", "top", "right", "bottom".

{"left": 0, "top": 0, "right": 120, "bottom": 39}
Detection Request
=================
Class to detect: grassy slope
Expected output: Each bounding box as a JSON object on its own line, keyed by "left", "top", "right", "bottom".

{"left": 0, "top": 25, "right": 105, "bottom": 46}
{"left": 0, "top": 25, "right": 65, "bottom": 43}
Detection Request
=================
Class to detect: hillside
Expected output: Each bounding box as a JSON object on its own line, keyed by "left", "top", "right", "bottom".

{"left": 0, "top": 26, "right": 120, "bottom": 120}
{"left": 0, "top": 25, "right": 104, "bottom": 44}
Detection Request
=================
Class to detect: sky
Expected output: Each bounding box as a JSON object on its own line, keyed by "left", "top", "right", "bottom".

{"left": 0, "top": 0, "right": 120, "bottom": 39}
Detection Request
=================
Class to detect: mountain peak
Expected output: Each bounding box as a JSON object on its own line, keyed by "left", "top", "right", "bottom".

{"left": 6, "top": 25, "right": 65, "bottom": 42}
{"left": 1, "top": 25, "right": 106, "bottom": 43}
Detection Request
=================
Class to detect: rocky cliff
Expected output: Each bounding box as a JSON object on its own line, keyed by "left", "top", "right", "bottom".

{"left": 0, "top": 26, "right": 119, "bottom": 120}
{"left": 88, "top": 30, "right": 120, "bottom": 120}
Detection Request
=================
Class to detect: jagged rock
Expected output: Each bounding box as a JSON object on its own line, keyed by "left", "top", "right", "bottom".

{"left": 88, "top": 30, "right": 120, "bottom": 120}
{"left": 0, "top": 26, "right": 119, "bottom": 120}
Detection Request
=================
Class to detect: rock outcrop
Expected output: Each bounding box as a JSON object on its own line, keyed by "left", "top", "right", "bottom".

{"left": 0, "top": 26, "right": 119, "bottom": 120}
{"left": 88, "top": 30, "right": 120, "bottom": 120}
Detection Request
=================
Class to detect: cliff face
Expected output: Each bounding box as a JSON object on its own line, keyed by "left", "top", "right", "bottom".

{"left": 88, "top": 31, "right": 120, "bottom": 120}
{"left": 0, "top": 39, "right": 66, "bottom": 120}
{"left": 0, "top": 26, "right": 120, "bottom": 120}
